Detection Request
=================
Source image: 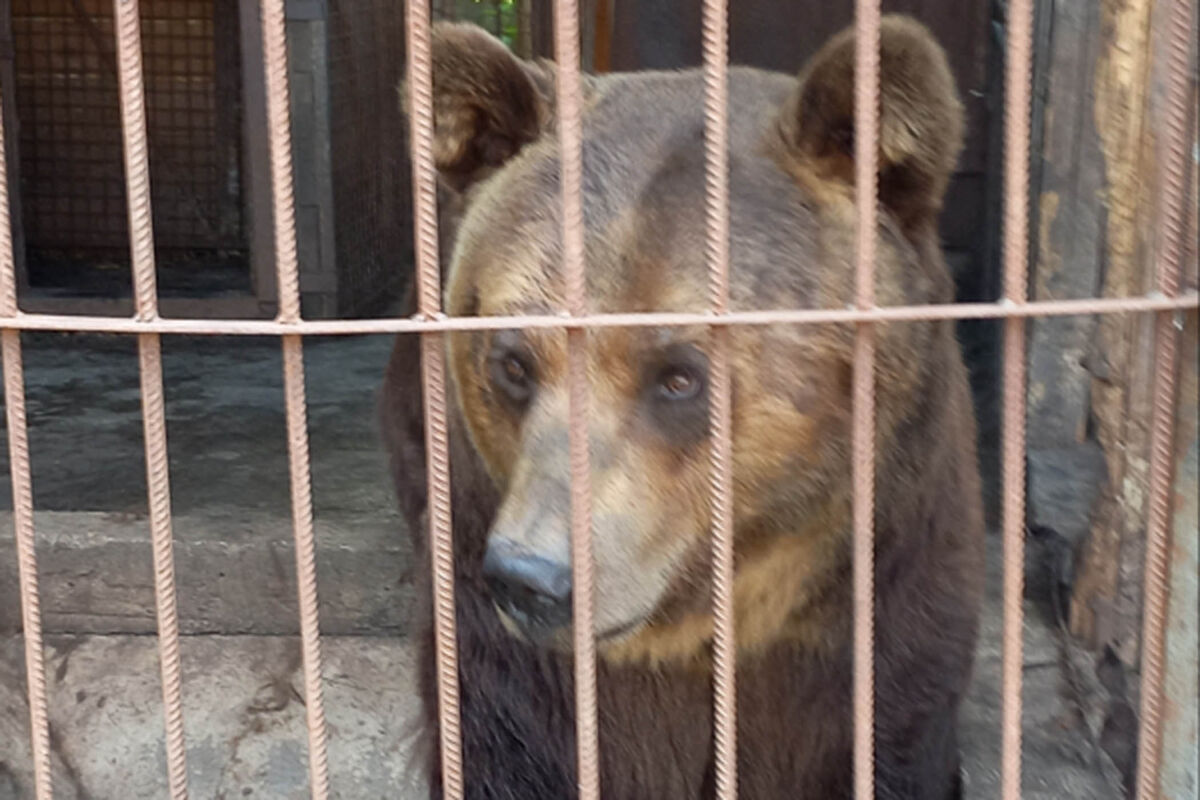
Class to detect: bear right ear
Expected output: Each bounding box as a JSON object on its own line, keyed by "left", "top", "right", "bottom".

{"left": 777, "top": 15, "right": 964, "bottom": 233}
{"left": 404, "top": 23, "right": 553, "bottom": 193}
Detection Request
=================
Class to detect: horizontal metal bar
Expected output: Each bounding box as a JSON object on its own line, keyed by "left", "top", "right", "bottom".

{"left": 0, "top": 294, "right": 1194, "bottom": 337}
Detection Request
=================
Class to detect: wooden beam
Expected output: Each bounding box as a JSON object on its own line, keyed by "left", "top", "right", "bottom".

{"left": 1064, "top": 0, "right": 1198, "bottom": 661}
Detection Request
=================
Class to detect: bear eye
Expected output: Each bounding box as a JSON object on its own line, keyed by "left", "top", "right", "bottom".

{"left": 502, "top": 355, "right": 527, "bottom": 384}
{"left": 657, "top": 365, "right": 703, "bottom": 401}
{"left": 488, "top": 348, "right": 535, "bottom": 405}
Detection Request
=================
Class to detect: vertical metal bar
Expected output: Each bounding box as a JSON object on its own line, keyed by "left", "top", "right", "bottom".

{"left": 0, "top": 86, "right": 52, "bottom": 800}
{"left": 1157, "top": 313, "right": 1198, "bottom": 799}
{"left": 406, "top": 3, "right": 464, "bottom": 800}
{"left": 553, "top": 2, "right": 601, "bottom": 798}
{"left": 112, "top": 0, "right": 158, "bottom": 323}
{"left": 279, "top": 332, "right": 329, "bottom": 800}
{"left": 260, "top": 0, "right": 330, "bottom": 797}
{"left": 1001, "top": 0, "right": 1034, "bottom": 798}
{"left": 261, "top": 0, "right": 301, "bottom": 325}
{"left": 134, "top": 334, "right": 189, "bottom": 800}
{"left": 700, "top": 0, "right": 737, "bottom": 798}
{"left": 111, "top": 0, "right": 190, "bottom": 795}
{"left": 1, "top": 331, "right": 51, "bottom": 800}
{"left": 1135, "top": 0, "right": 1195, "bottom": 795}
{"left": 851, "top": 1, "right": 880, "bottom": 798}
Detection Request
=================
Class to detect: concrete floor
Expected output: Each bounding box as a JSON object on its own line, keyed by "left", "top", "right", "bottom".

{"left": 0, "top": 332, "right": 397, "bottom": 517}
{"left": 0, "top": 333, "right": 1127, "bottom": 799}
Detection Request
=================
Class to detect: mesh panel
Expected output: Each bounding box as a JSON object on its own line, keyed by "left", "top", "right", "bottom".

{"left": 12, "top": 0, "right": 243, "bottom": 266}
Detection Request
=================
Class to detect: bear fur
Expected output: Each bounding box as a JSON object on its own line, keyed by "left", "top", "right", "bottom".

{"left": 381, "top": 15, "right": 985, "bottom": 800}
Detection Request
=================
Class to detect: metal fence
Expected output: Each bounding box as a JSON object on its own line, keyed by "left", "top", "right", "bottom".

{"left": 2, "top": 0, "right": 1197, "bottom": 799}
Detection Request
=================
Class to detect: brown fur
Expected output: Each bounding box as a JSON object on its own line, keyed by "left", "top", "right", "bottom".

{"left": 382, "top": 15, "right": 983, "bottom": 799}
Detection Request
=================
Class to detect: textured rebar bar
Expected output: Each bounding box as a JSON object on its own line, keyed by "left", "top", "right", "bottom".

{"left": 0, "top": 65, "right": 53, "bottom": 800}
{"left": 1001, "top": 0, "right": 1034, "bottom": 797}
{"left": 260, "top": 0, "right": 330, "bottom": 795}
{"left": 280, "top": 333, "right": 331, "bottom": 800}
{"left": 406, "top": 2, "right": 464, "bottom": 799}
{"left": 1135, "top": 0, "right": 1195, "bottom": 796}
{"left": 136, "top": 333, "right": 190, "bottom": 799}
{"left": 553, "top": 1, "right": 601, "bottom": 797}
{"left": 260, "top": 0, "right": 301, "bottom": 325}
{"left": 852, "top": 1, "right": 880, "bottom": 797}
{"left": 112, "top": 0, "right": 191, "bottom": 794}
{"left": 701, "top": 0, "right": 737, "bottom": 797}
{"left": 112, "top": 0, "right": 158, "bottom": 322}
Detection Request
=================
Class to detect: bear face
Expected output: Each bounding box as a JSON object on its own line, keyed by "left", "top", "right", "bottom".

{"left": 419, "top": 16, "right": 971, "bottom": 668}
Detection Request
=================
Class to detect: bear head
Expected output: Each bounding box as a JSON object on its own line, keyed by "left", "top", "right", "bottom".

{"left": 417, "top": 15, "right": 966, "bottom": 667}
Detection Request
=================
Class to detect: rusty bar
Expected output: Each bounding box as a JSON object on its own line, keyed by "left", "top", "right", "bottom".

{"left": 553, "top": 0, "right": 602, "bottom": 797}
{"left": 1158, "top": 312, "right": 1198, "bottom": 798}
{"left": 112, "top": 0, "right": 158, "bottom": 322}
{"left": 136, "top": 333, "right": 191, "bottom": 800}
{"left": 1, "top": 332, "right": 51, "bottom": 800}
{"left": 279, "top": 333, "right": 330, "bottom": 799}
{"left": 260, "top": 0, "right": 301, "bottom": 324}
{"left": 700, "top": 0, "right": 737, "bottom": 797}
{"left": 0, "top": 295, "right": 1195, "bottom": 337}
{"left": 406, "top": 1, "right": 464, "bottom": 799}
{"left": 259, "top": 0, "right": 330, "bottom": 795}
{"left": 0, "top": 60, "right": 52, "bottom": 800}
{"left": 112, "top": 0, "right": 190, "bottom": 794}
{"left": 1001, "top": 0, "right": 1034, "bottom": 797}
{"left": 1135, "top": 0, "right": 1195, "bottom": 795}
{"left": 851, "top": 0, "right": 880, "bottom": 797}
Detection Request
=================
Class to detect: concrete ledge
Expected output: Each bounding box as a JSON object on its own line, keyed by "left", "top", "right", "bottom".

{"left": 0, "top": 511, "right": 414, "bottom": 636}
{"left": 0, "top": 635, "right": 426, "bottom": 799}
{"left": 0, "top": 537, "right": 1125, "bottom": 800}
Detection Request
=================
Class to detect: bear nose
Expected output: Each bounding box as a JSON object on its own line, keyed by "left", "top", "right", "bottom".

{"left": 483, "top": 540, "right": 572, "bottom": 631}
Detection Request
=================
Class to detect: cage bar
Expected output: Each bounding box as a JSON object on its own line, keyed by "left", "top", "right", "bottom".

{"left": 551, "top": 1, "right": 602, "bottom": 798}
{"left": 851, "top": 0, "right": 881, "bottom": 797}
{"left": 5, "top": 296, "right": 1196, "bottom": 337}
{"left": 1000, "top": 0, "right": 1034, "bottom": 797}
{"left": 405, "top": 2, "right": 465, "bottom": 799}
{"left": 1135, "top": 0, "right": 1196, "bottom": 796}
{"left": 112, "top": 0, "right": 191, "bottom": 795}
{"left": 0, "top": 66, "right": 53, "bottom": 800}
{"left": 700, "top": 0, "right": 738, "bottom": 797}
{"left": 259, "top": 0, "right": 331, "bottom": 795}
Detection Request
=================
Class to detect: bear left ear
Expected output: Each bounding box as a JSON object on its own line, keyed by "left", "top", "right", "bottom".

{"left": 404, "top": 22, "right": 554, "bottom": 193}
{"left": 778, "top": 15, "right": 964, "bottom": 231}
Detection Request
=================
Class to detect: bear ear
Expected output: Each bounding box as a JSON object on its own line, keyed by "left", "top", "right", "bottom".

{"left": 405, "top": 22, "right": 553, "bottom": 193}
{"left": 778, "top": 15, "right": 964, "bottom": 231}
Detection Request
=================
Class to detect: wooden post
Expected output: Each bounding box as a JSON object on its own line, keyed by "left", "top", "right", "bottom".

{"left": 515, "top": 0, "right": 533, "bottom": 59}
{"left": 239, "top": 0, "right": 278, "bottom": 314}
{"left": 1038, "top": 0, "right": 1200, "bottom": 660}
{"left": 593, "top": 0, "right": 612, "bottom": 72}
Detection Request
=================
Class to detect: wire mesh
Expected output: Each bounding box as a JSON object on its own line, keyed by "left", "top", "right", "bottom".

{"left": 11, "top": 0, "right": 238, "bottom": 257}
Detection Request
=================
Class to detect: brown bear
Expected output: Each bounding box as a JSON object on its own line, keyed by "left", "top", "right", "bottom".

{"left": 381, "top": 14, "right": 985, "bottom": 800}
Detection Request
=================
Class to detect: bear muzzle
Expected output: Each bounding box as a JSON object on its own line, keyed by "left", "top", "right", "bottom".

{"left": 483, "top": 538, "right": 573, "bottom": 636}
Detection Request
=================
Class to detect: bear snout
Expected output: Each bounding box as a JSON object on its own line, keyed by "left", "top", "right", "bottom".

{"left": 483, "top": 538, "right": 573, "bottom": 635}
